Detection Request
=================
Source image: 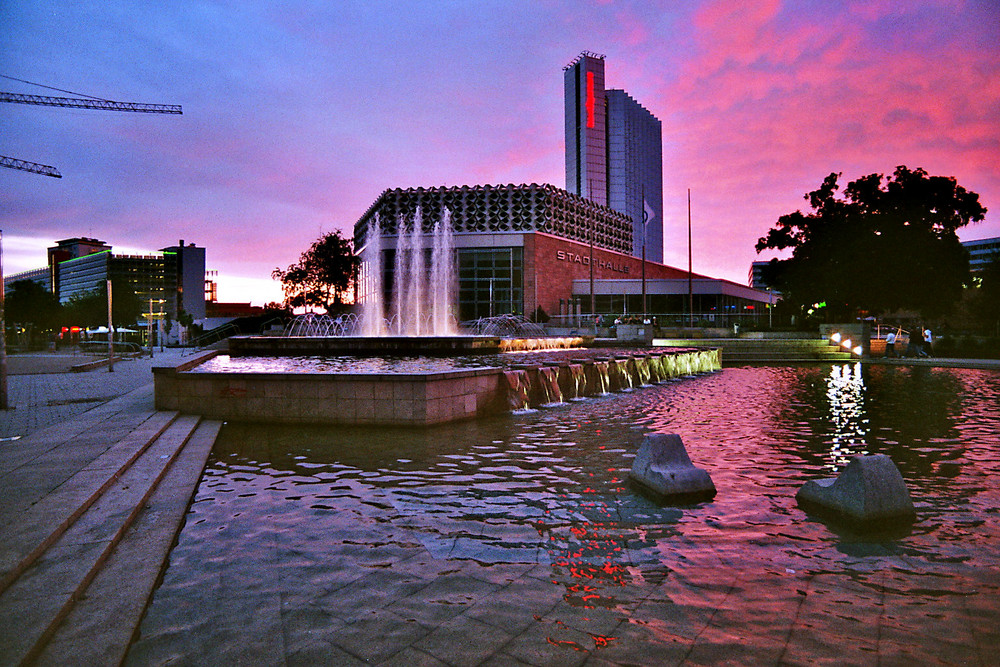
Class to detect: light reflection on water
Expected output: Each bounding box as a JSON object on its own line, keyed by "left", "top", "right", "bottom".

{"left": 130, "top": 364, "right": 1000, "bottom": 663}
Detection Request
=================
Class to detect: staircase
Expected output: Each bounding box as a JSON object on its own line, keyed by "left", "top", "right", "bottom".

{"left": 655, "top": 337, "right": 854, "bottom": 363}
{"left": 0, "top": 402, "right": 221, "bottom": 666}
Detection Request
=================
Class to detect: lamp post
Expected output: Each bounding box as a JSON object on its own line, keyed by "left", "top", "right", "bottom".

{"left": 148, "top": 298, "right": 154, "bottom": 358}
{"left": 107, "top": 279, "right": 114, "bottom": 373}
{"left": 148, "top": 298, "right": 164, "bottom": 357}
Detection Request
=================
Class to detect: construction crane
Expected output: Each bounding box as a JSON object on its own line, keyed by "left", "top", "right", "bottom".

{"left": 0, "top": 155, "right": 61, "bottom": 178}
{"left": 0, "top": 80, "right": 182, "bottom": 177}
{"left": 0, "top": 92, "right": 181, "bottom": 114}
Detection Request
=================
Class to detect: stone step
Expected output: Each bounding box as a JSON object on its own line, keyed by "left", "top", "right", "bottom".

{"left": 0, "top": 408, "right": 178, "bottom": 594}
{"left": 0, "top": 415, "right": 203, "bottom": 667}
{"left": 37, "top": 420, "right": 222, "bottom": 667}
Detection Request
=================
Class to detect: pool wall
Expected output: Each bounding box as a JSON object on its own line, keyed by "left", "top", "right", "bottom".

{"left": 153, "top": 351, "right": 508, "bottom": 426}
{"left": 153, "top": 347, "right": 722, "bottom": 426}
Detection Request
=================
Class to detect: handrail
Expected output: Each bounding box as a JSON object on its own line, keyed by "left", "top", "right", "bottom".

{"left": 258, "top": 317, "right": 285, "bottom": 334}
{"left": 183, "top": 322, "right": 240, "bottom": 354}
{"left": 872, "top": 325, "right": 910, "bottom": 340}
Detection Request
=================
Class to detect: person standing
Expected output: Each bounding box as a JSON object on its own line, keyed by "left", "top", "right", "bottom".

{"left": 884, "top": 328, "right": 897, "bottom": 358}
{"left": 922, "top": 327, "right": 933, "bottom": 357}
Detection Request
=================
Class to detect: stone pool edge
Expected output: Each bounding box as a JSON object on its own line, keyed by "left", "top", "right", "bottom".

{"left": 153, "top": 350, "right": 508, "bottom": 426}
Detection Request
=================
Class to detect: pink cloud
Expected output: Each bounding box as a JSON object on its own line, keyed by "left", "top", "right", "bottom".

{"left": 641, "top": 1, "right": 1000, "bottom": 281}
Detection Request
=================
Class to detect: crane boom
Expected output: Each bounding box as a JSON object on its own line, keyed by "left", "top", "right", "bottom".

{"left": 0, "top": 92, "right": 181, "bottom": 114}
{"left": 0, "top": 155, "right": 62, "bottom": 178}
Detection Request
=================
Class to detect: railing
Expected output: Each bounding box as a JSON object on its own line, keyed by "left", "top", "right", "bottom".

{"left": 872, "top": 325, "right": 910, "bottom": 341}
{"left": 258, "top": 317, "right": 285, "bottom": 334}
{"left": 184, "top": 323, "right": 240, "bottom": 354}
{"left": 546, "top": 312, "right": 775, "bottom": 330}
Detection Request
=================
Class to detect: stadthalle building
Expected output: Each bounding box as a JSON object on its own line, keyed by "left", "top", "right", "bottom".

{"left": 353, "top": 53, "right": 773, "bottom": 324}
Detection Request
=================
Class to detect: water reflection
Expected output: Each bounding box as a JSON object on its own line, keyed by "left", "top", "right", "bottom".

{"left": 131, "top": 364, "right": 1000, "bottom": 665}
{"left": 824, "top": 363, "right": 869, "bottom": 469}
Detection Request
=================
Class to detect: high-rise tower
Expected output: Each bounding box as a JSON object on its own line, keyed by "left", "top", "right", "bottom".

{"left": 564, "top": 52, "right": 664, "bottom": 263}
{"left": 564, "top": 52, "right": 607, "bottom": 205}
{"left": 607, "top": 89, "right": 663, "bottom": 263}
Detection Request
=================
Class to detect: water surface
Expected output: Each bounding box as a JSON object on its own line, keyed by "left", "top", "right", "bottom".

{"left": 127, "top": 364, "right": 1000, "bottom": 664}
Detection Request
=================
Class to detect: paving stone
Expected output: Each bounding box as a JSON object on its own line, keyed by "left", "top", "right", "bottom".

{"left": 379, "top": 646, "right": 450, "bottom": 666}
{"left": 500, "top": 618, "right": 593, "bottom": 667}
{"left": 319, "top": 570, "right": 434, "bottom": 624}
{"left": 413, "top": 614, "right": 515, "bottom": 666}
{"left": 331, "top": 608, "right": 433, "bottom": 663}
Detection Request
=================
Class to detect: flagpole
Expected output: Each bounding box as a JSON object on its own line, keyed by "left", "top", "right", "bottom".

{"left": 688, "top": 189, "right": 693, "bottom": 328}
{"left": 589, "top": 179, "right": 595, "bottom": 318}
{"left": 641, "top": 185, "right": 647, "bottom": 320}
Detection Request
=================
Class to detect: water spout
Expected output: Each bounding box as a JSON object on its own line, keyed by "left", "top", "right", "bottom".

{"left": 363, "top": 206, "right": 457, "bottom": 337}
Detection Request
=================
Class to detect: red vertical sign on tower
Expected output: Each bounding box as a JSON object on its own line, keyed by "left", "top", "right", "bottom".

{"left": 586, "top": 71, "right": 595, "bottom": 128}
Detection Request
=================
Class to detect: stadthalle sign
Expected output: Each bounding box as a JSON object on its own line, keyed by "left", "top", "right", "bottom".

{"left": 555, "top": 248, "right": 631, "bottom": 275}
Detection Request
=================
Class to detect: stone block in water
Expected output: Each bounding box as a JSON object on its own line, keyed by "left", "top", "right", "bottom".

{"left": 796, "top": 454, "right": 915, "bottom": 528}
{"left": 629, "top": 434, "right": 716, "bottom": 502}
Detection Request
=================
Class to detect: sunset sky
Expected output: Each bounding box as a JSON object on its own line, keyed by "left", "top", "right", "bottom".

{"left": 2, "top": 0, "right": 998, "bottom": 306}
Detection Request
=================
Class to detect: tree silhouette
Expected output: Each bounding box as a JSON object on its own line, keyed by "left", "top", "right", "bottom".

{"left": 756, "top": 166, "right": 986, "bottom": 320}
{"left": 272, "top": 230, "right": 359, "bottom": 313}
{"left": 63, "top": 278, "right": 144, "bottom": 329}
{"left": 5, "top": 279, "right": 62, "bottom": 347}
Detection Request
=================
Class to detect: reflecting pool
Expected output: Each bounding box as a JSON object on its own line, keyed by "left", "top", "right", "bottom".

{"left": 127, "top": 364, "right": 1000, "bottom": 665}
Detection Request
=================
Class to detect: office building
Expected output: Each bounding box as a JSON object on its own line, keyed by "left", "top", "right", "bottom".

{"left": 962, "top": 236, "right": 1000, "bottom": 272}
{"left": 564, "top": 52, "right": 663, "bottom": 262}
{"left": 4, "top": 237, "right": 206, "bottom": 323}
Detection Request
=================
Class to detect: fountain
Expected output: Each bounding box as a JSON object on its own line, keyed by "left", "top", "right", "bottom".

{"left": 154, "top": 207, "right": 721, "bottom": 426}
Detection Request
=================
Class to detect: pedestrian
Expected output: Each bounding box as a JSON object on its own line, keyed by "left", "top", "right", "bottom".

{"left": 884, "top": 327, "right": 897, "bottom": 358}
{"left": 922, "top": 327, "right": 933, "bottom": 357}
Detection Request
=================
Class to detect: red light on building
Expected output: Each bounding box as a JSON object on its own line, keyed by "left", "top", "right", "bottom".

{"left": 586, "top": 71, "right": 595, "bottom": 128}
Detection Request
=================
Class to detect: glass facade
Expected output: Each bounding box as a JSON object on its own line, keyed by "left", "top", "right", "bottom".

{"left": 57, "top": 252, "right": 112, "bottom": 303}
{"left": 606, "top": 89, "right": 663, "bottom": 263}
{"left": 457, "top": 247, "right": 523, "bottom": 321}
{"left": 378, "top": 247, "right": 523, "bottom": 323}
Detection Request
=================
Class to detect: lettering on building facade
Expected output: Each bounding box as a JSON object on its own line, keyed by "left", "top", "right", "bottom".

{"left": 555, "top": 250, "right": 630, "bottom": 274}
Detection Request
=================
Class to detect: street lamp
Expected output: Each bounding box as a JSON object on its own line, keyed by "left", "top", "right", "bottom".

{"left": 148, "top": 298, "right": 165, "bottom": 357}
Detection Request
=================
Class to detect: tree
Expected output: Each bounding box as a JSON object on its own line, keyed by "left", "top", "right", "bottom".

{"left": 272, "top": 230, "right": 359, "bottom": 312}
{"left": 63, "top": 278, "right": 144, "bottom": 329}
{"left": 5, "top": 279, "right": 63, "bottom": 347}
{"left": 756, "top": 166, "right": 986, "bottom": 321}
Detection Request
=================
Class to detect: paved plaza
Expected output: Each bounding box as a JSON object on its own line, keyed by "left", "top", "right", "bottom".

{"left": 1, "top": 349, "right": 188, "bottom": 441}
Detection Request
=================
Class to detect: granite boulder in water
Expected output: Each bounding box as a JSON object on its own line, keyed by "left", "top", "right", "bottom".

{"left": 796, "top": 454, "right": 915, "bottom": 528}
{"left": 629, "top": 434, "right": 716, "bottom": 502}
